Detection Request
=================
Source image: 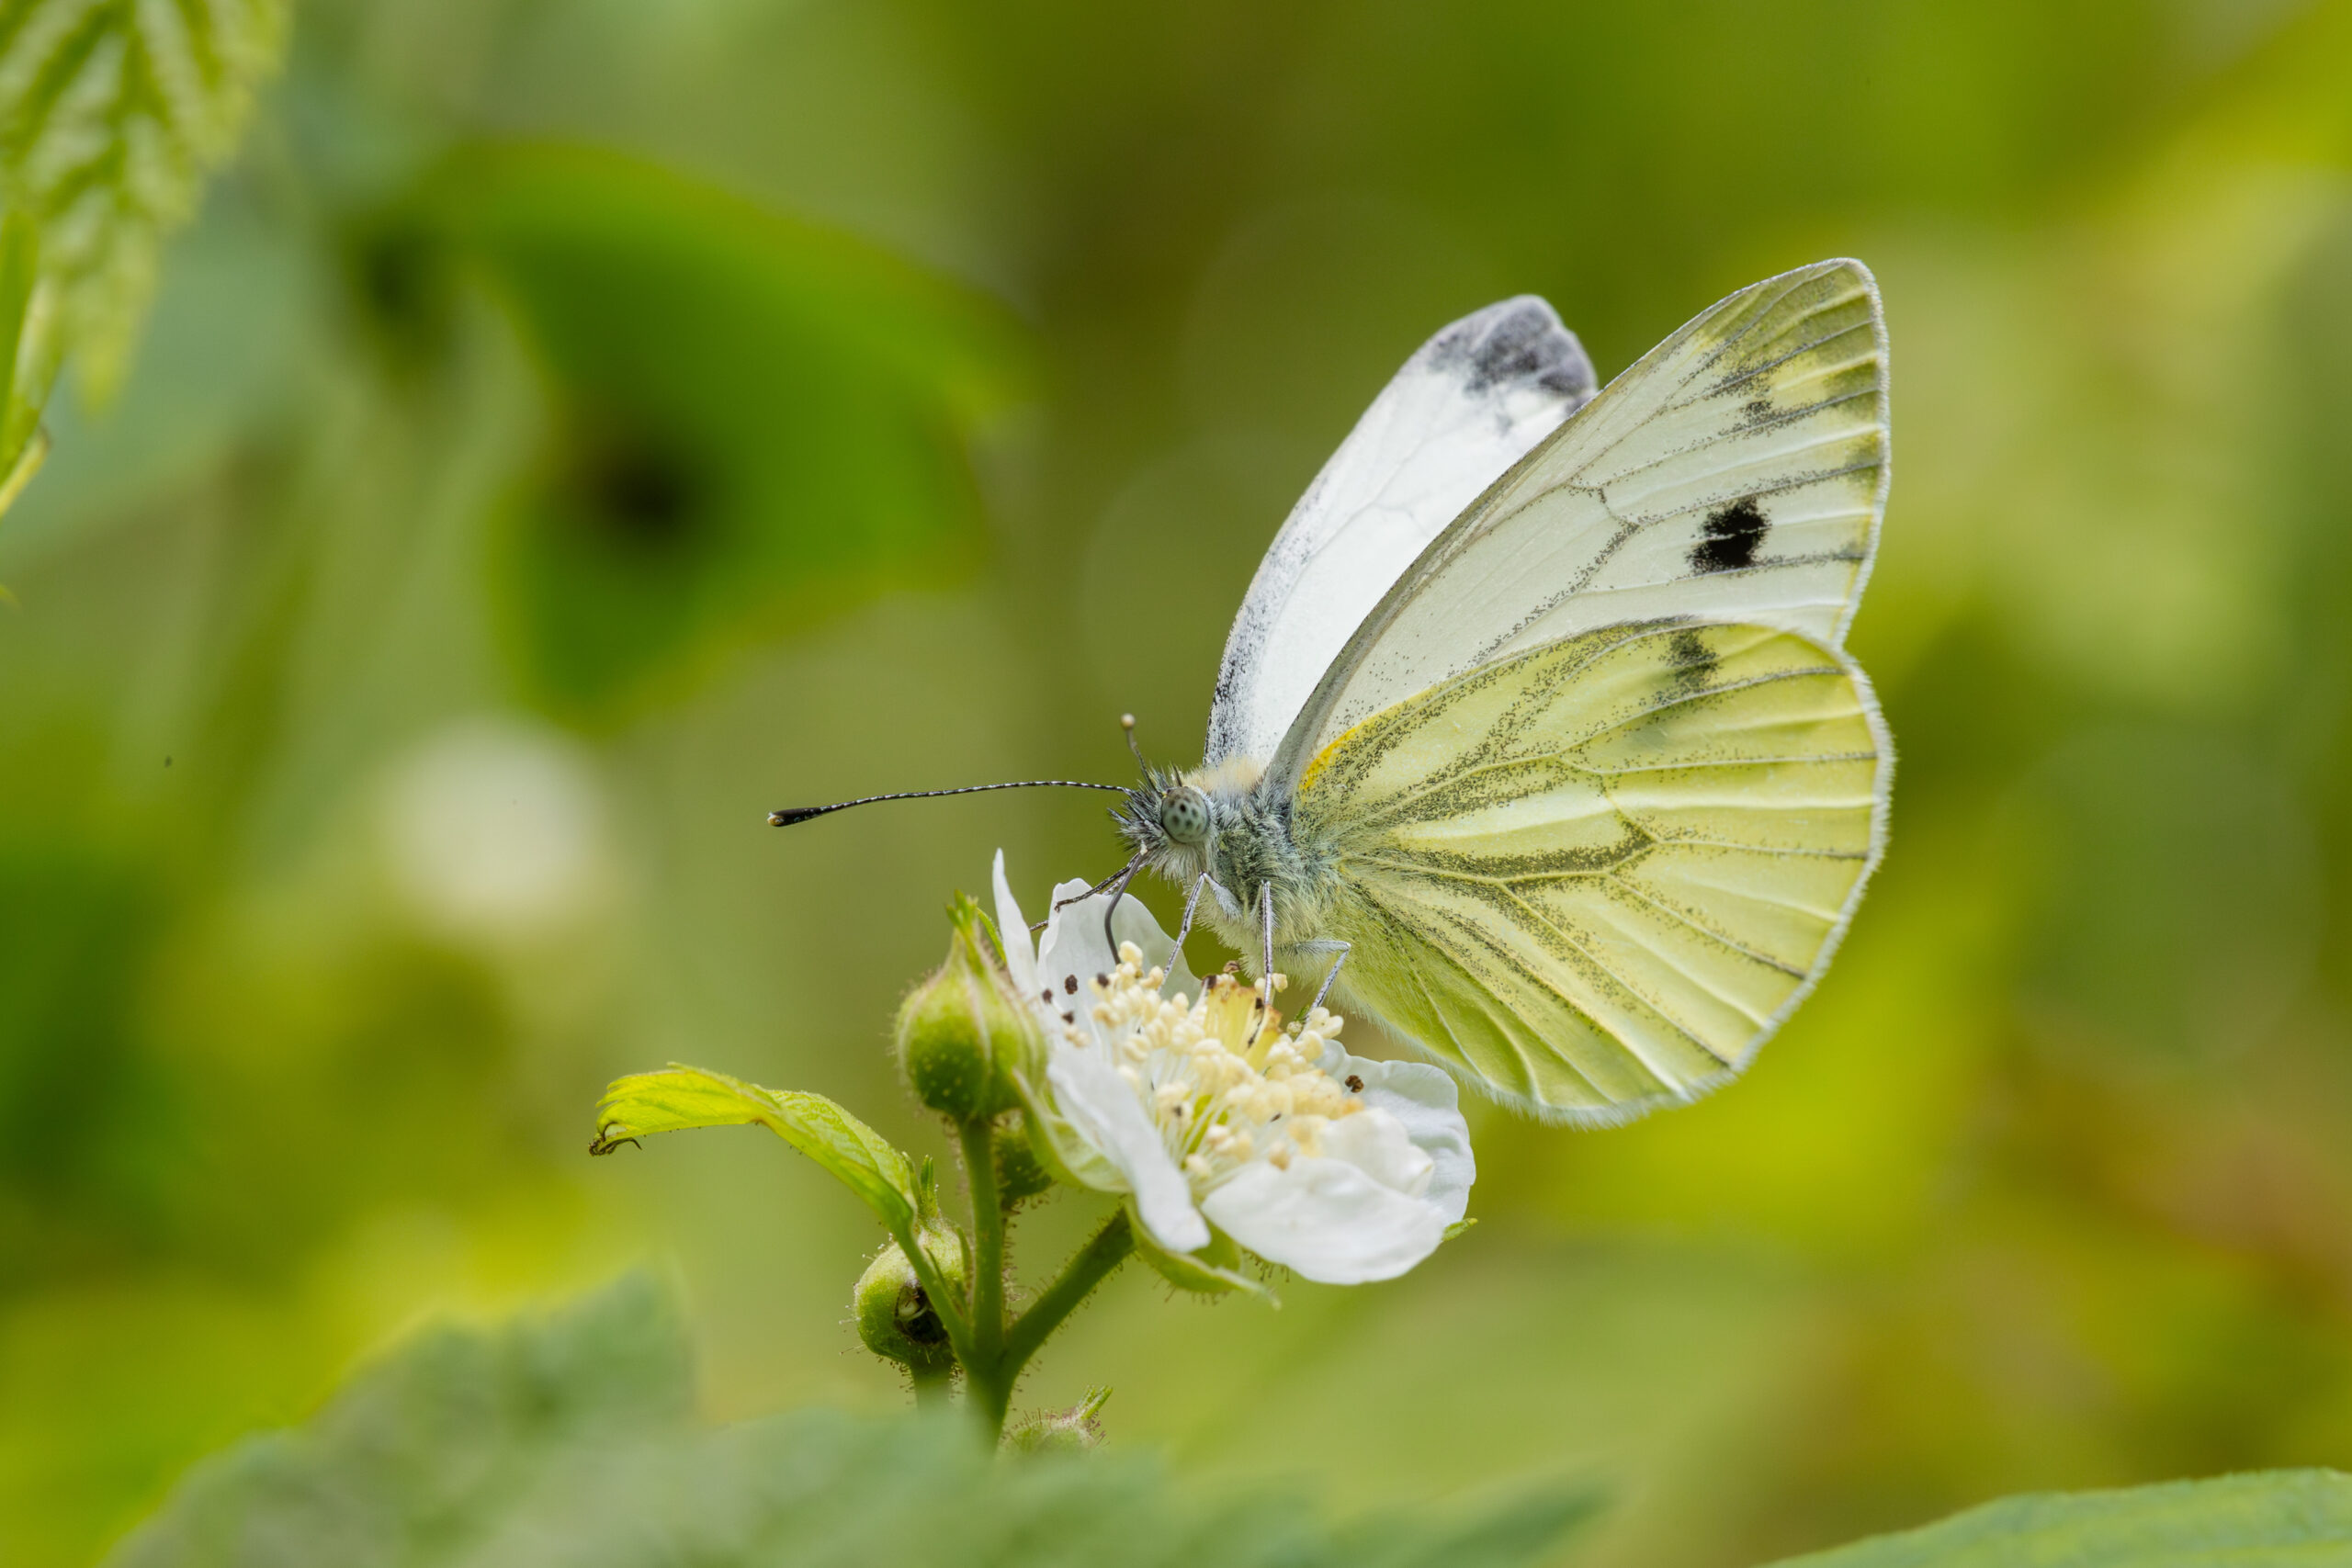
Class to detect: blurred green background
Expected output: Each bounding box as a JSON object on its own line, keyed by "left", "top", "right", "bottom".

{"left": 5, "top": 1, "right": 2352, "bottom": 1563}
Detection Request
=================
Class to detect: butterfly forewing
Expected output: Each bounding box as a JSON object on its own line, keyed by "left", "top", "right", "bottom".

{"left": 1272, "top": 260, "right": 1889, "bottom": 795}
{"left": 1295, "top": 619, "right": 1889, "bottom": 1123}
{"left": 1204, "top": 298, "right": 1596, "bottom": 770}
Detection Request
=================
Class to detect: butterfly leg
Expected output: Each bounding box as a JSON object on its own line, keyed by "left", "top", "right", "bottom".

{"left": 1159, "top": 873, "right": 1213, "bottom": 994}
{"left": 1294, "top": 940, "right": 1352, "bottom": 1017}
{"left": 1097, "top": 858, "right": 1145, "bottom": 956}
{"left": 1258, "top": 882, "right": 1277, "bottom": 1017}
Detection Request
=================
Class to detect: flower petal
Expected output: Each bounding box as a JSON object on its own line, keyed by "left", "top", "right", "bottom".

{"left": 1321, "top": 1043, "right": 1475, "bottom": 1226}
{"left": 1045, "top": 1040, "right": 1209, "bottom": 1253}
{"left": 1038, "top": 880, "right": 1114, "bottom": 971}
{"left": 1034, "top": 884, "right": 1200, "bottom": 1003}
{"left": 1035, "top": 879, "right": 1119, "bottom": 1044}
{"left": 996, "top": 855, "right": 1210, "bottom": 1254}
{"left": 1318, "top": 1106, "right": 1432, "bottom": 1198}
{"left": 991, "top": 851, "right": 1038, "bottom": 995}
{"left": 1201, "top": 1156, "right": 1448, "bottom": 1284}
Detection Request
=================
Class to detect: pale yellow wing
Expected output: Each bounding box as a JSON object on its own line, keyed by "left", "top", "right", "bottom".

{"left": 1272, "top": 259, "right": 1888, "bottom": 796}
{"left": 1295, "top": 618, "right": 1889, "bottom": 1124}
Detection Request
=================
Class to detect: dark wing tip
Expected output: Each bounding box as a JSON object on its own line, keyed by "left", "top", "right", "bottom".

{"left": 1426, "top": 296, "right": 1596, "bottom": 403}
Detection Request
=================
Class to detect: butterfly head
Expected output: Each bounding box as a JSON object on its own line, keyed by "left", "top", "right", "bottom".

{"left": 1114, "top": 755, "right": 1268, "bottom": 896}
{"left": 1112, "top": 763, "right": 1216, "bottom": 878}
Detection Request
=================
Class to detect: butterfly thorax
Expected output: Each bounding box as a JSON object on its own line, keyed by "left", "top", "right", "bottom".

{"left": 1114, "top": 759, "right": 1344, "bottom": 970}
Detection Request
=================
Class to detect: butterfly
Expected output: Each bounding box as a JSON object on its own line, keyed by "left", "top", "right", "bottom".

{"left": 778, "top": 260, "right": 1891, "bottom": 1125}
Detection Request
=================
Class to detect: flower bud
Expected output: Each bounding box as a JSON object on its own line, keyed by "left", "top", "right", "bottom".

{"left": 853, "top": 1225, "right": 967, "bottom": 1374}
{"left": 1004, "top": 1388, "right": 1111, "bottom": 1455}
{"left": 896, "top": 894, "right": 1038, "bottom": 1120}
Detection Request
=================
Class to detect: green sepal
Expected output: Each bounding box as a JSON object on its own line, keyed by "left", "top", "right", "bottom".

{"left": 1007, "top": 1064, "right": 1125, "bottom": 1195}
{"left": 991, "top": 1114, "right": 1056, "bottom": 1210}
{"left": 1129, "top": 1212, "right": 1271, "bottom": 1301}
{"left": 594, "top": 1064, "right": 919, "bottom": 1233}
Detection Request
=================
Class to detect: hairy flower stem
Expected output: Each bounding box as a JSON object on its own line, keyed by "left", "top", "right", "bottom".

{"left": 912, "top": 1364, "right": 955, "bottom": 1410}
{"left": 957, "top": 1117, "right": 1012, "bottom": 1435}
{"left": 948, "top": 1122, "right": 1136, "bottom": 1443}
{"left": 1002, "top": 1211, "right": 1133, "bottom": 1373}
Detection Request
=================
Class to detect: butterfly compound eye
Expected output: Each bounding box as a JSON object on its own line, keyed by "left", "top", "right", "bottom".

{"left": 1159, "top": 785, "right": 1212, "bottom": 846}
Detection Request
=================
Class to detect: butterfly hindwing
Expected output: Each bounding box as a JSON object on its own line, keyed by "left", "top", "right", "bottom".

{"left": 1295, "top": 618, "right": 1889, "bottom": 1123}
{"left": 1273, "top": 260, "right": 1888, "bottom": 794}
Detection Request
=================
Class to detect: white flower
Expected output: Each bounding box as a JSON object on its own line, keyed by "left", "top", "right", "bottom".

{"left": 991, "top": 852, "right": 1474, "bottom": 1286}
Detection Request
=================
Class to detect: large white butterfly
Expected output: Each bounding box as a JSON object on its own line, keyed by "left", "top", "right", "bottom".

{"left": 780, "top": 261, "right": 1891, "bottom": 1125}
{"left": 1108, "top": 259, "right": 1892, "bottom": 1125}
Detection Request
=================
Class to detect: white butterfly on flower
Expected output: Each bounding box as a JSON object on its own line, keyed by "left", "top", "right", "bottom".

{"left": 991, "top": 852, "right": 1472, "bottom": 1288}
{"left": 781, "top": 261, "right": 1892, "bottom": 1129}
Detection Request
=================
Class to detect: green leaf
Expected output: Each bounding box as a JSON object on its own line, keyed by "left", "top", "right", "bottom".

{"left": 595, "top": 1063, "right": 920, "bottom": 1234}
{"left": 106, "top": 1276, "right": 1600, "bottom": 1568}
{"left": 1337, "top": 1482, "right": 1610, "bottom": 1568}
{"left": 0, "top": 207, "right": 35, "bottom": 428}
{"left": 0, "top": 205, "right": 44, "bottom": 521}
{"left": 1761, "top": 1470, "right": 2352, "bottom": 1568}
{"left": 402, "top": 143, "right": 1022, "bottom": 726}
{"left": 104, "top": 1273, "right": 692, "bottom": 1568}
{"left": 0, "top": 0, "right": 291, "bottom": 397}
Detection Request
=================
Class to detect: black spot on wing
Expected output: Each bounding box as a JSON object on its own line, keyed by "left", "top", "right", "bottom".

{"left": 1690, "top": 497, "right": 1768, "bottom": 573}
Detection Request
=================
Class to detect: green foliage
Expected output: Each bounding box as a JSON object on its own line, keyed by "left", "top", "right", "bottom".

{"left": 0, "top": 208, "right": 44, "bottom": 518}
{"left": 86, "top": 1274, "right": 2352, "bottom": 1568}
{"left": 101, "top": 1276, "right": 693, "bottom": 1568}
{"left": 594, "top": 1064, "right": 920, "bottom": 1234}
{"left": 1337, "top": 1487, "right": 1610, "bottom": 1568}
{"left": 1762, "top": 1471, "right": 2352, "bottom": 1567}
{"left": 0, "top": 0, "right": 289, "bottom": 398}
{"left": 106, "top": 1276, "right": 1601, "bottom": 1568}
{"left": 410, "top": 145, "right": 1021, "bottom": 725}
{"left": 8, "top": 3, "right": 2352, "bottom": 1563}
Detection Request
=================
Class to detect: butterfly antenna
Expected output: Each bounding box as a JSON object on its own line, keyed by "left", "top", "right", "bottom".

{"left": 1121, "top": 713, "right": 1148, "bottom": 770}
{"left": 768, "top": 779, "right": 1128, "bottom": 828}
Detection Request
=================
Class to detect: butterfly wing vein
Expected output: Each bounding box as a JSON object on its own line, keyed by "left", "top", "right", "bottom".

{"left": 1271, "top": 259, "right": 1892, "bottom": 794}
{"left": 1296, "top": 619, "right": 1888, "bottom": 1123}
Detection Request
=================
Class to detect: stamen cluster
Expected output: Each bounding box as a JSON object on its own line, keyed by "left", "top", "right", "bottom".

{"left": 1067, "top": 944, "right": 1363, "bottom": 1201}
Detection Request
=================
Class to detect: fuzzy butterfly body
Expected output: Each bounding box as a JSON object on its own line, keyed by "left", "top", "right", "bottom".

{"left": 1114, "top": 260, "right": 1891, "bottom": 1125}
